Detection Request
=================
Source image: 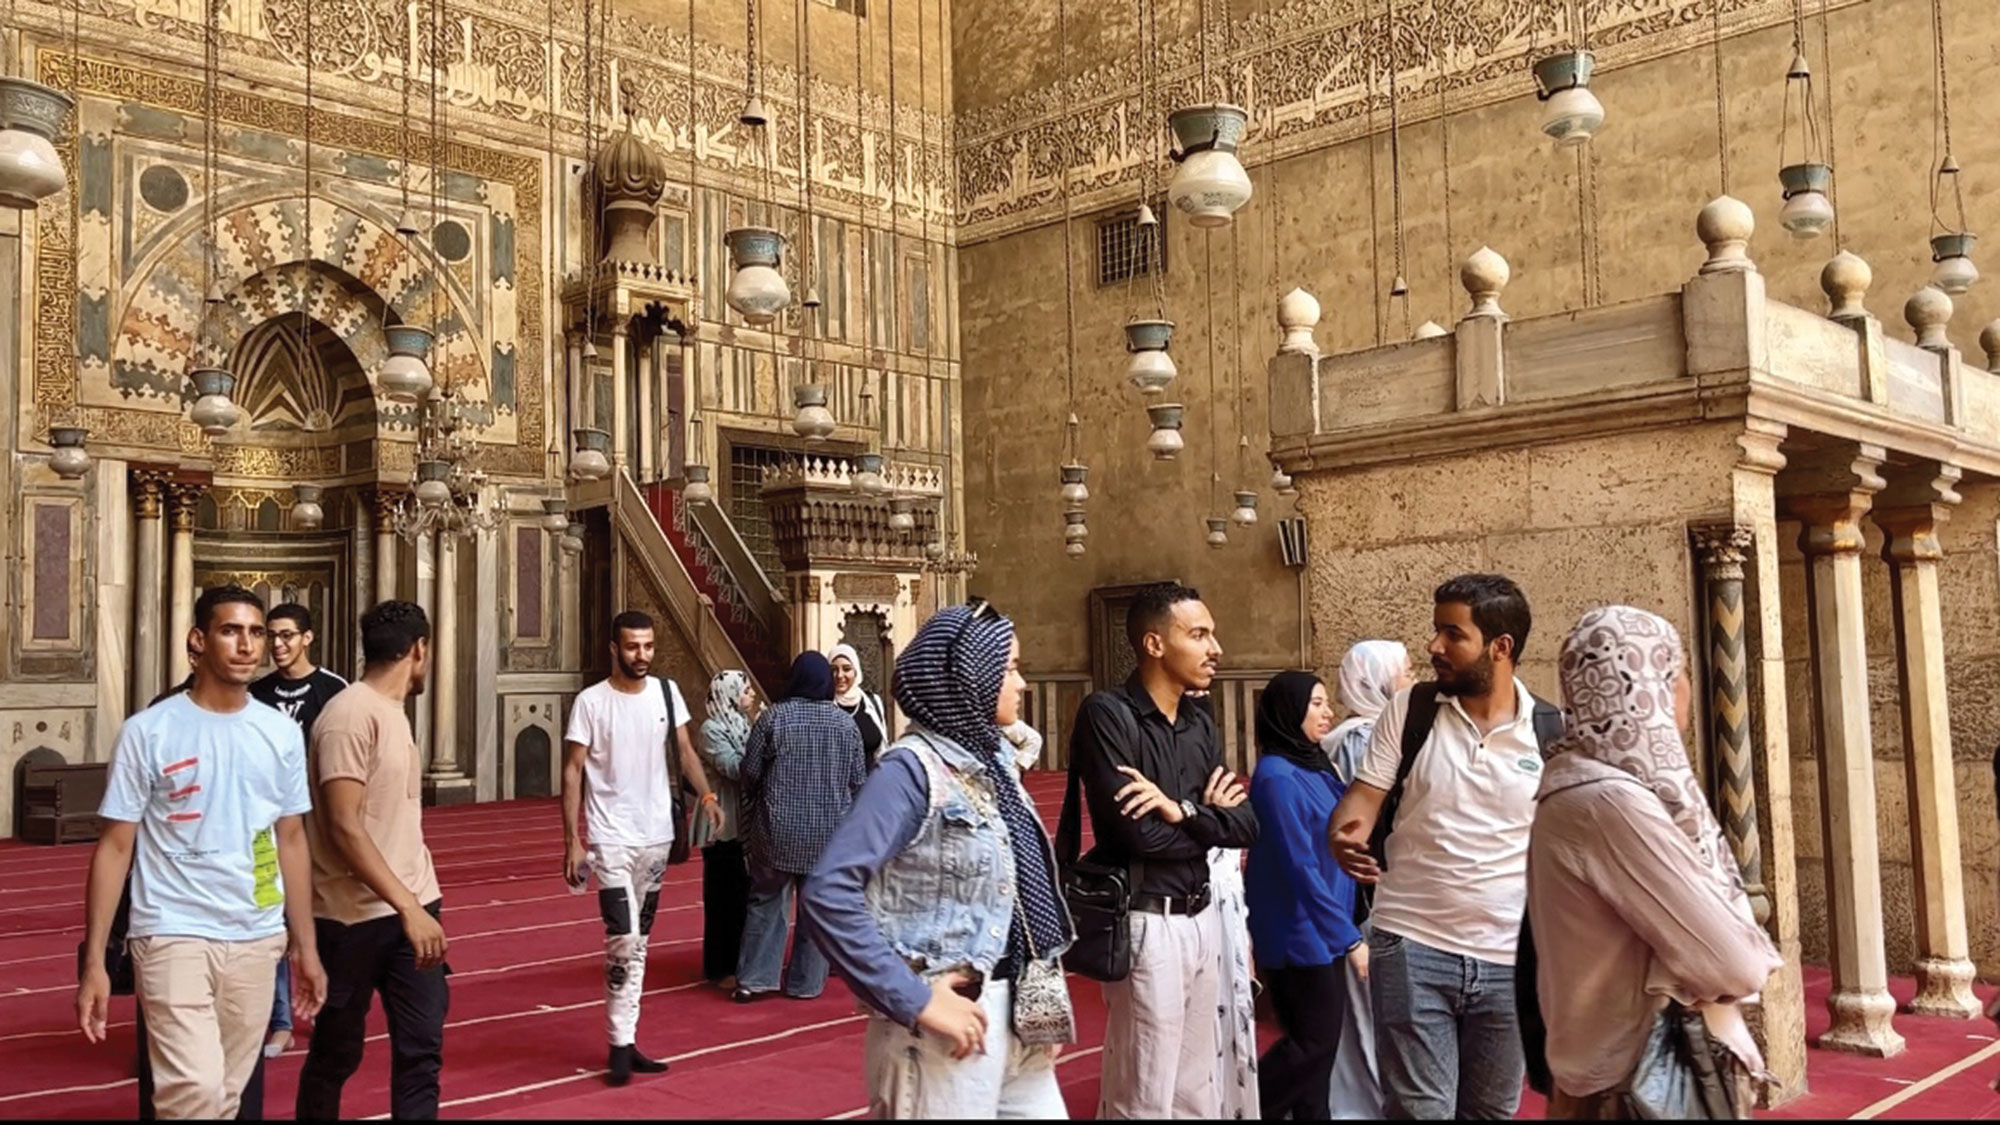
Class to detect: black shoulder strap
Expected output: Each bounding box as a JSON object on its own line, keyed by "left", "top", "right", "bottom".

{"left": 1055, "top": 691, "right": 1141, "bottom": 872}
{"left": 1395, "top": 683, "right": 1444, "bottom": 790}
{"left": 1529, "top": 694, "right": 1565, "bottom": 758}
{"left": 654, "top": 676, "right": 683, "bottom": 788}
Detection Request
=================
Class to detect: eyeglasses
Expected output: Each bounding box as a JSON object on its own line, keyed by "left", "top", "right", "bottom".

{"left": 269, "top": 631, "right": 303, "bottom": 643}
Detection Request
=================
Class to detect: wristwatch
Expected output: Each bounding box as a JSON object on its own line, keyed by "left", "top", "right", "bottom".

{"left": 1179, "top": 798, "right": 1199, "bottom": 822}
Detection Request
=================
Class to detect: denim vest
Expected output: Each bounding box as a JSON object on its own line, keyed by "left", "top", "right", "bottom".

{"left": 864, "top": 731, "right": 1021, "bottom": 980}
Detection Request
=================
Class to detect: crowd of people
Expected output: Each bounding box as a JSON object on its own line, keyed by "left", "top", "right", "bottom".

{"left": 70, "top": 571, "right": 1787, "bottom": 1120}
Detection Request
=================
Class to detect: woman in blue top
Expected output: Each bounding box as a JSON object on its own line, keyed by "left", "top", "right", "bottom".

{"left": 1247, "top": 669, "right": 1362, "bottom": 1121}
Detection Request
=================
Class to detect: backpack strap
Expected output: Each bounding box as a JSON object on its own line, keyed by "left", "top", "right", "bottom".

{"left": 1528, "top": 694, "right": 1566, "bottom": 759}
{"left": 1368, "top": 684, "right": 1444, "bottom": 870}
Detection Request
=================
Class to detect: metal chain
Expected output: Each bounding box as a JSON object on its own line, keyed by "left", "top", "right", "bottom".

{"left": 1147, "top": 0, "right": 1165, "bottom": 317}
{"left": 1365, "top": 52, "right": 1381, "bottom": 346}
{"left": 204, "top": 0, "right": 219, "bottom": 301}
{"left": 1205, "top": 231, "right": 1218, "bottom": 514}
{"left": 303, "top": 0, "right": 314, "bottom": 360}
{"left": 918, "top": 0, "right": 932, "bottom": 375}
{"left": 796, "top": 0, "right": 812, "bottom": 296}
{"left": 1711, "top": 0, "right": 1727, "bottom": 196}
{"left": 1435, "top": 18, "right": 1452, "bottom": 325}
{"left": 1817, "top": 0, "right": 1840, "bottom": 249}
{"left": 1386, "top": 0, "right": 1408, "bottom": 337}
{"left": 1058, "top": 0, "right": 1075, "bottom": 412}
{"left": 1929, "top": 0, "right": 1964, "bottom": 231}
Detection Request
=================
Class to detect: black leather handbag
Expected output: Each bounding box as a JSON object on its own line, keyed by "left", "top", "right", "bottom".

{"left": 1620, "top": 1002, "right": 1744, "bottom": 1119}
{"left": 1053, "top": 745, "right": 1140, "bottom": 983}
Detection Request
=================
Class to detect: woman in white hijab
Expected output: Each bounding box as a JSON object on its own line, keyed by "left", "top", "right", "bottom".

{"left": 1528, "top": 606, "right": 1781, "bottom": 1118}
{"left": 828, "top": 643, "right": 890, "bottom": 767}
{"left": 1318, "top": 640, "right": 1411, "bottom": 1119}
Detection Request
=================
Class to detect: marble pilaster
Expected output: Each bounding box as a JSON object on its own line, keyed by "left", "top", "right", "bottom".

{"left": 372, "top": 489, "right": 403, "bottom": 604}
{"left": 1781, "top": 443, "right": 1904, "bottom": 1059}
{"left": 423, "top": 532, "right": 473, "bottom": 805}
{"left": 95, "top": 460, "right": 133, "bottom": 745}
{"left": 413, "top": 530, "right": 436, "bottom": 752}
{"left": 636, "top": 334, "right": 655, "bottom": 481}
{"left": 1872, "top": 463, "right": 1980, "bottom": 1019}
{"left": 166, "top": 481, "right": 204, "bottom": 660}
{"left": 472, "top": 521, "right": 500, "bottom": 803}
{"left": 130, "top": 468, "right": 169, "bottom": 700}
{"left": 611, "top": 322, "right": 630, "bottom": 470}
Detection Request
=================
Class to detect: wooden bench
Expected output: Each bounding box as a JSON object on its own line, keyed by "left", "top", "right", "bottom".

{"left": 18, "top": 761, "right": 108, "bottom": 845}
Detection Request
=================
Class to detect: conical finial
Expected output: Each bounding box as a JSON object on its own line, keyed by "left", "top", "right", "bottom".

{"left": 1277, "top": 287, "right": 1321, "bottom": 354}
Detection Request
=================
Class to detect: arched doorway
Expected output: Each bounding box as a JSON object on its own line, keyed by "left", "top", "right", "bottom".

{"left": 191, "top": 305, "right": 381, "bottom": 677}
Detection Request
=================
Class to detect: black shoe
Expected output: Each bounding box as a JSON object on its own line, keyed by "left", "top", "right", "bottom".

{"left": 630, "top": 1049, "right": 669, "bottom": 1074}
{"left": 732, "top": 987, "right": 757, "bottom": 1004}
{"left": 606, "top": 1044, "right": 633, "bottom": 1087}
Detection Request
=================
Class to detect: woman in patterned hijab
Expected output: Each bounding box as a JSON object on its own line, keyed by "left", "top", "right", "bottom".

{"left": 697, "top": 670, "right": 758, "bottom": 986}
{"left": 1528, "top": 606, "right": 1781, "bottom": 1119}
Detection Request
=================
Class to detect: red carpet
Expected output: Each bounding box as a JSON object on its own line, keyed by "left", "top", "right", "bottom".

{"left": 0, "top": 773, "right": 1995, "bottom": 1118}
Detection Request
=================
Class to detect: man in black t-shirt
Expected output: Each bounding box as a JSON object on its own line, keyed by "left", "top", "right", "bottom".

{"left": 248, "top": 602, "right": 344, "bottom": 1060}
{"left": 251, "top": 603, "right": 348, "bottom": 735}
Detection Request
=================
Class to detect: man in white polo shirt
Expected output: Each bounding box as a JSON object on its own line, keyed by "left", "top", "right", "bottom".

{"left": 1329, "top": 574, "right": 1562, "bottom": 1120}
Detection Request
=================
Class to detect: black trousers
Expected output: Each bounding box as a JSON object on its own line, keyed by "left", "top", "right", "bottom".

{"left": 295, "top": 901, "right": 450, "bottom": 1121}
{"left": 1257, "top": 962, "right": 1350, "bottom": 1120}
{"left": 134, "top": 1008, "right": 267, "bottom": 1120}
{"left": 701, "top": 840, "right": 751, "bottom": 982}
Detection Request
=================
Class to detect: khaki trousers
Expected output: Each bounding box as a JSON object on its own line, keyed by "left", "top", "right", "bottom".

{"left": 131, "top": 933, "right": 289, "bottom": 1120}
{"left": 1097, "top": 907, "right": 1224, "bottom": 1119}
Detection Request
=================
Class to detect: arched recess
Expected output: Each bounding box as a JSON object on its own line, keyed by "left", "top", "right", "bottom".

{"left": 108, "top": 196, "right": 492, "bottom": 421}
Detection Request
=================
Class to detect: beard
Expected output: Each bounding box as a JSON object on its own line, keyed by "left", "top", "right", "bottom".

{"left": 617, "top": 654, "right": 651, "bottom": 681}
{"left": 1433, "top": 651, "right": 1495, "bottom": 698}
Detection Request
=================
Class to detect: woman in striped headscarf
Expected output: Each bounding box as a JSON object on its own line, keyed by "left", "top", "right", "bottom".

{"left": 803, "top": 601, "right": 1075, "bottom": 1118}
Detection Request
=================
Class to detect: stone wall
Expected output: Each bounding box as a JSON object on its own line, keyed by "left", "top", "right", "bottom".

{"left": 959, "top": 0, "right": 2000, "bottom": 669}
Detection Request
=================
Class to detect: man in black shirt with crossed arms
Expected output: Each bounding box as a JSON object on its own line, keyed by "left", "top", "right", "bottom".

{"left": 1069, "top": 582, "right": 1258, "bottom": 1118}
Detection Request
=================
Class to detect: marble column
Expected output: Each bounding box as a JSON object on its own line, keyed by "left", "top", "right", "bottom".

{"left": 373, "top": 489, "right": 402, "bottom": 604}
{"left": 413, "top": 529, "right": 436, "bottom": 752}
{"left": 611, "top": 321, "right": 630, "bottom": 470}
{"left": 563, "top": 329, "right": 581, "bottom": 447}
{"left": 166, "top": 481, "right": 205, "bottom": 669}
{"left": 1872, "top": 463, "right": 1980, "bottom": 1018}
{"left": 130, "top": 469, "right": 169, "bottom": 700}
{"left": 352, "top": 495, "right": 374, "bottom": 664}
{"left": 1782, "top": 444, "right": 1904, "bottom": 1058}
{"left": 558, "top": 536, "right": 582, "bottom": 671}
{"left": 423, "top": 531, "right": 473, "bottom": 805}
{"left": 636, "top": 331, "right": 655, "bottom": 481}
{"left": 1691, "top": 523, "right": 1769, "bottom": 925}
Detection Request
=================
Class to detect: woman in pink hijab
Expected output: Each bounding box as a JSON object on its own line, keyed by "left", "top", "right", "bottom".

{"left": 1528, "top": 606, "right": 1782, "bottom": 1118}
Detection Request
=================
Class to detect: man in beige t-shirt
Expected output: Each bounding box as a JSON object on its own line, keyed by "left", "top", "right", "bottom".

{"left": 295, "top": 600, "right": 449, "bottom": 1121}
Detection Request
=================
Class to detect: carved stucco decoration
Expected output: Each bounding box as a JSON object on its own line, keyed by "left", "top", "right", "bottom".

{"left": 31, "top": 50, "right": 545, "bottom": 479}
{"left": 762, "top": 484, "right": 939, "bottom": 572}
{"left": 951, "top": 0, "right": 1863, "bottom": 241}
{"left": 11, "top": 0, "right": 952, "bottom": 227}
{"left": 831, "top": 572, "right": 903, "bottom": 604}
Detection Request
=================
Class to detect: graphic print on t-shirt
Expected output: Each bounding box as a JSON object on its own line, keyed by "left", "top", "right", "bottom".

{"left": 251, "top": 826, "right": 282, "bottom": 909}
{"left": 251, "top": 667, "right": 350, "bottom": 734}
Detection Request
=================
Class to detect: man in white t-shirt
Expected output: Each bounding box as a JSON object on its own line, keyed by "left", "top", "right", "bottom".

{"left": 1328, "top": 574, "right": 1554, "bottom": 1120}
{"left": 75, "top": 585, "right": 327, "bottom": 1120}
{"left": 562, "top": 609, "right": 723, "bottom": 1086}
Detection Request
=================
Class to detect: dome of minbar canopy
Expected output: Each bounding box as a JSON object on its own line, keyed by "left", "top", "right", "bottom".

{"left": 594, "top": 118, "right": 667, "bottom": 208}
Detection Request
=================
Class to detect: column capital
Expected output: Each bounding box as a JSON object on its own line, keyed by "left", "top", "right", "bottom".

{"left": 1872, "top": 462, "right": 1962, "bottom": 564}
{"left": 130, "top": 467, "right": 171, "bottom": 519}
{"left": 369, "top": 486, "right": 407, "bottom": 524}
{"left": 1734, "top": 418, "right": 1789, "bottom": 475}
{"left": 1692, "top": 522, "right": 1755, "bottom": 581}
{"left": 166, "top": 479, "right": 208, "bottom": 533}
{"left": 1779, "top": 443, "right": 1885, "bottom": 557}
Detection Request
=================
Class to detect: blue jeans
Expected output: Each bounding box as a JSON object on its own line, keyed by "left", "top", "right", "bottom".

{"left": 270, "top": 958, "right": 292, "bottom": 1033}
{"left": 736, "top": 864, "right": 829, "bottom": 998}
{"left": 1368, "top": 928, "right": 1524, "bottom": 1120}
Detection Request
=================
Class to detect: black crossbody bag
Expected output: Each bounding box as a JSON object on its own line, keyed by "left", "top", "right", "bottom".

{"left": 1052, "top": 698, "right": 1147, "bottom": 983}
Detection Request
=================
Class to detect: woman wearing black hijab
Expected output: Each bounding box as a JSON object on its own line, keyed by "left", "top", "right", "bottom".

{"left": 735, "top": 652, "right": 867, "bottom": 1003}
{"left": 1246, "top": 670, "right": 1365, "bottom": 1120}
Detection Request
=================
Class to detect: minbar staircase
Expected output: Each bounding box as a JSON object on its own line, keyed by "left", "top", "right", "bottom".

{"left": 638, "top": 482, "right": 790, "bottom": 695}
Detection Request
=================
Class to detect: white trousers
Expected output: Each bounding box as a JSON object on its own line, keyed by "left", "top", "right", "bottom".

{"left": 864, "top": 979, "right": 1069, "bottom": 1120}
{"left": 590, "top": 842, "right": 672, "bottom": 1047}
{"left": 1096, "top": 907, "right": 1223, "bottom": 1119}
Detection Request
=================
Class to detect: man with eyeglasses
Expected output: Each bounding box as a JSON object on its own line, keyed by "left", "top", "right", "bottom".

{"left": 249, "top": 603, "right": 346, "bottom": 1061}
{"left": 252, "top": 604, "right": 349, "bottom": 738}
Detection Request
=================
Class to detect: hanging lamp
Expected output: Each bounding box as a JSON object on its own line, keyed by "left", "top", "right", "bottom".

{"left": 1063, "top": 509, "right": 1089, "bottom": 557}
{"left": 540, "top": 496, "right": 569, "bottom": 531}
{"left": 291, "top": 484, "right": 325, "bottom": 530}
{"left": 1269, "top": 465, "right": 1296, "bottom": 496}
{"left": 1531, "top": 51, "right": 1603, "bottom": 147}
{"left": 1167, "top": 104, "right": 1252, "bottom": 227}
{"left": 683, "top": 413, "right": 715, "bottom": 504}
{"left": 1204, "top": 515, "right": 1229, "bottom": 548}
{"left": 1924, "top": 0, "right": 1975, "bottom": 293}
{"left": 188, "top": 368, "right": 241, "bottom": 436}
{"left": 570, "top": 427, "right": 612, "bottom": 480}
{"left": 1124, "top": 318, "right": 1178, "bottom": 395}
{"left": 1145, "top": 402, "right": 1184, "bottom": 460}
{"left": 380, "top": 324, "right": 436, "bottom": 401}
{"left": 1776, "top": 37, "right": 1834, "bottom": 239}
{"left": 852, "top": 452, "right": 888, "bottom": 494}
{"left": 790, "top": 382, "right": 836, "bottom": 440}
{"left": 1230, "top": 489, "right": 1259, "bottom": 527}
{"left": 47, "top": 425, "right": 90, "bottom": 480}
{"left": 0, "top": 78, "right": 71, "bottom": 209}
{"left": 887, "top": 497, "right": 916, "bottom": 534}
